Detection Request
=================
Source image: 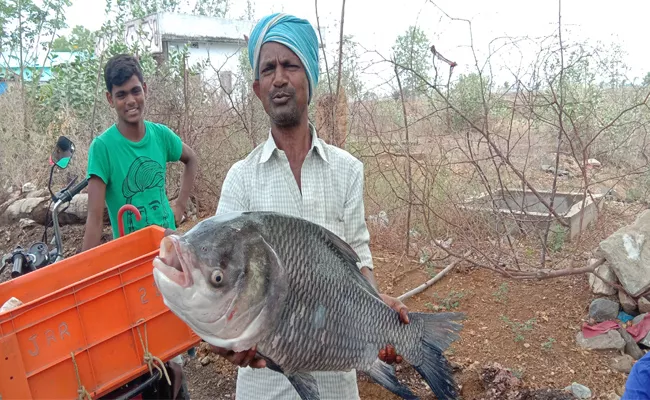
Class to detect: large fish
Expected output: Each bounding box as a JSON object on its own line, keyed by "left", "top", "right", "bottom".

{"left": 152, "top": 211, "right": 464, "bottom": 400}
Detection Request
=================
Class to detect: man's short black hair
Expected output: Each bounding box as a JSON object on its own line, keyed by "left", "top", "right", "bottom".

{"left": 104, "top": 54, "right": 144, "bottom": 93}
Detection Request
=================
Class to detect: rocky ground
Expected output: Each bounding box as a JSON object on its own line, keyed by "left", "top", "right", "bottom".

{"left": 1, "top": 186, "right": 648, "bottom": 399}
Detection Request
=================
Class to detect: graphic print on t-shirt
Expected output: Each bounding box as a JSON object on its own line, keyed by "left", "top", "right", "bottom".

{"left": 121, "top": 156, "right": 170, "bottom": 234}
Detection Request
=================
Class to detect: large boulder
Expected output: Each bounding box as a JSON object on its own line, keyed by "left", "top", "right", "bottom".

{"left": 576, "top": 330, "right": 625, "bottom": 351}
{"left": 0, "top": 197, "right": 50, "bottom": 225}
{"left": 0, "top": 194, "right": 95, "bottom": 226}
{"left": 599, "top": 210, "right": 650, "bottom": 297}
{"left": 54, "top": 193, "right": 89, "bottom": 225}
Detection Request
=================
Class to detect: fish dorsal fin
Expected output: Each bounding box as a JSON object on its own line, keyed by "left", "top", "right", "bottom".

{"left": 322, "top": 226, "right": 361, "bottom": 265}
{"left": 320, "top": 226, "right": 383, "bottom": 301}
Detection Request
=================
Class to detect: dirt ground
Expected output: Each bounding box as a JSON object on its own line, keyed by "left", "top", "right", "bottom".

{"left": 0, "top": 200, "right": 643, "bottom": 400}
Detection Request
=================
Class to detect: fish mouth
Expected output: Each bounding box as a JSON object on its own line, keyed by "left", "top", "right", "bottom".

{"left": 153, "top": 235, "right": 193, "bottom": 288}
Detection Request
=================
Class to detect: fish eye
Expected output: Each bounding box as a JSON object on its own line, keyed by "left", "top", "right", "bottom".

{"left": 210, "top": 269, "right": 224, "bottom": 286}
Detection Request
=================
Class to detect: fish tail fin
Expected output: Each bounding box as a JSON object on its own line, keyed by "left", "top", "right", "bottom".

{"left": 411, "top": 311, "right": 464, "bottom": 400}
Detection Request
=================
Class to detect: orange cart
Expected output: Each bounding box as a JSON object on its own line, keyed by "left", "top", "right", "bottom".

{"left": 0, "top": 137, "right": 200, "bottom": 399}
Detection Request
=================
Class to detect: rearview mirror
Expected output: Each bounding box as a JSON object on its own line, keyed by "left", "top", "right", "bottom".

{"left": 50, "top": 136, "right": 75, "bottom": 169}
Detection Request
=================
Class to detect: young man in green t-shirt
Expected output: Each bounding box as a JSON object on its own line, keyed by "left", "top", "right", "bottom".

{"left": 81, "top": 54, "right": 198, "bottom": 251}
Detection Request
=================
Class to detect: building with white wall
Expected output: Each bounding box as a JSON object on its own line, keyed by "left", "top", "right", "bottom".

{"left": 123, "top": 12, "right": 254, "bottom": 92}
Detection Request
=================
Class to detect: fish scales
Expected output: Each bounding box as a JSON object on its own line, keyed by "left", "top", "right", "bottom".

{"left": 274, "top": 212, "right": 420, "bottom": 369}
{"left": 254, "top": 213, "right": 419, "bottom": 372}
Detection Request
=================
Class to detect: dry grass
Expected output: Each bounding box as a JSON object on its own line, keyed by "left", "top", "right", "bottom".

{"left": 2, "top": 54, "right": 650, "bottom": 278}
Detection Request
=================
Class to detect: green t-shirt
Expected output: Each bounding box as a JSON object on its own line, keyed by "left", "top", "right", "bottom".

{"left": 87, "top": 120, "right": 183, "bottom": 239}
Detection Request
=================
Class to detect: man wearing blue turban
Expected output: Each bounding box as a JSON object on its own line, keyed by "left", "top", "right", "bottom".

{"left": 248, "top": 13, "right": 320, "bottom": 104}
{"left": 212, "top": 12, "right": 411, "bottom": 400}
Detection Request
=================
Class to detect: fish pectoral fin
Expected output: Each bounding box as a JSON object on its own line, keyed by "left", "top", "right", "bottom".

{"left": 366, "top": 360, "right": 419, "bottom": 400}
{"left": 285, "top": 371, "right": 320, "bottom": 400}
{"left": 254, "top": 353, "right": 320, "bottom": 400}
{"left": 255, "top": 352, "right": 284, "bottom": 374}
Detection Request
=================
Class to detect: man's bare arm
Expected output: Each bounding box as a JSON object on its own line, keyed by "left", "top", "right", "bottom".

{"left": 360, "top": 266, "right": 379, "bottom": 290}
{"left": 173, "top": 143, "right": 198, "bottom": 222}
{"left": 81, "top": 177, "right": 106, "bottom": 252}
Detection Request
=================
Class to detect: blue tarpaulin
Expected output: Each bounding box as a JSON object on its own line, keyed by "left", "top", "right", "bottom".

{"left": 618, "top": 311, "right": 635, "bottom": 323}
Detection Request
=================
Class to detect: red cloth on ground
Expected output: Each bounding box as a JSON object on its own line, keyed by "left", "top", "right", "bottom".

{"left": 627, "top": 313, "right": 650, "bottom": 342}
{"left": 582, "top": 320, "right": 620, "bottom": 338}
{"left": 581, "top": 313, "right": 650, "bottom": 342}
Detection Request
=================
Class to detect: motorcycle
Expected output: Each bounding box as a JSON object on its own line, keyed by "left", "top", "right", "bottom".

{"left": 1, "top": 136, "right": 87, "bottom": 277}
{"left": 1, "top": 136, "right": 190, "bottom": 400}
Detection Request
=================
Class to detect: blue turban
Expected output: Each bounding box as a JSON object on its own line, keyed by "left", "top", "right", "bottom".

{"left": 248, "top": 13, "right": 320, "bottom": 103}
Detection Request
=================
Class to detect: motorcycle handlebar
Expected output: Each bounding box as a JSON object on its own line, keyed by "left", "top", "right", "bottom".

{"left": 58, "top": 179, "right": 89, "bottom": 203}
{"left": 11, "top": 254, "right": 23, "bottom": 278}
{"left": 68, "top": 179, "right": 88, "bottom": 198}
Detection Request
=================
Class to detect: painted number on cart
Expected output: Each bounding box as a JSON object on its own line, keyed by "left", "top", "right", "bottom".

{"left": 139, "top": 282, "right": 162, "bottom": 305}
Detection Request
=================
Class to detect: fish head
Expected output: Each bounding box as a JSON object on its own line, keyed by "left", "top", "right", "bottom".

{"left": 152, "top": 212, "right": 287, "bottom": 351}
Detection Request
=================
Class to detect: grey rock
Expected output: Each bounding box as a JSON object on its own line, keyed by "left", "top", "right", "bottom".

{"left": 632, "top": 313, "right": 647, "bottom": 325}
{"left": 26, "top": 188, "right": 49, "bottom": 198}
{"left": 589, "top": 298, "right": 620, "bottom": 322}
{"left": 618, "top": 328, "right": 645, "bottom": 360}
{"left": 608, "top": 354, "right": 635, "bottom": 373}
{"left": 599, "top": 210, "right": 650, "bottom": 296}
{"left": 21, "top": 182, "right": 36, "bottom": 193}
{"left": 19, "top": 218, "right": 36, "bottom": 230}
{"left": 576, "top": 330, "right": 625, "bottom": 351}
{"left": 587, "top": 158, "right": 602, "bottom": 168}
{"left": 588, "top": 262, "right": 617, "bottom": 296}
{"left": 51, "top": 193, "right": 88, "bottom": 225}
{"left": 564, "top": 382, "right": 592, "bottom": 399}
{"left": 12, "top": 198, "right": 44, "bottom": 213}
{"left": 1, "top": 197, "right": 49, "bottom": 225}
{"left": 639, "top": 297, "right": 650, "bottom": 314}
{"left": 605, "top": 393, "right": 621, "bottom": 400}
{"left": 199, "top": 356, "right": 211, "bottom": 366}
{"left": 0, "top": 194, "right": 89, "bottom": 226}
{"left": 619, "top": 290, "right": 638, "bottom": 314}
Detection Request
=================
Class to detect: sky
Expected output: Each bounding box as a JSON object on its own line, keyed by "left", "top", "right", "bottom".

{"left": 61, "top": 0, "right": 650, "bottom": 92}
